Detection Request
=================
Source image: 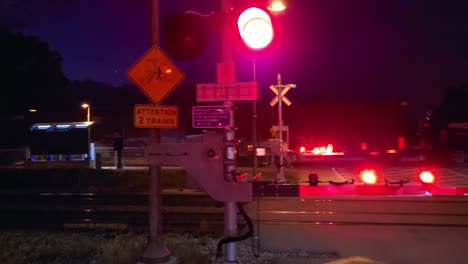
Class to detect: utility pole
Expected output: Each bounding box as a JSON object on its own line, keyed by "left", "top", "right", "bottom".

{"left": 253, "top": 58, "right": 258, "bottom": 177}
{"left": 221, "top": 1, "right": 239, "bottom": 263}
{"left": 139, "top": 0, "right": 174, "bottom": 263}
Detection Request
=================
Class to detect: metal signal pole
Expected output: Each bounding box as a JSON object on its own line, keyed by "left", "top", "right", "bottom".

{"left": 253, "top": 58, "right": 258, "bottom": 177}
{"left": 139, "top": 0, "right": 174, "bottom": 263}
{"left": 221, "top": 0, "right": 239, "bottom": 263}
{"left": 276, "top": 73, "right": 286, "bottom": 183}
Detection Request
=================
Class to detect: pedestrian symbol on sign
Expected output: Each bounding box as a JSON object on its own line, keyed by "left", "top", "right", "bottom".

{"left": 127, "top": 46, "right": 185, "bottom": 104}
{"left": 156, "top": 67, "right": 163, "bottom": 80}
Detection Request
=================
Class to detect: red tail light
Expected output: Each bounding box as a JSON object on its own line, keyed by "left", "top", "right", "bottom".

{"left": 419, "top": 171, "right": 435, "bottom": 184}
{"left": 360, "top": 170, "right": 377, "bottom": 184}
{"left": 398, "top": 136, "right": 405, "bottom": 149}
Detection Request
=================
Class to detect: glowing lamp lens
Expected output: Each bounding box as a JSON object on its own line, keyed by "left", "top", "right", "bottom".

{"left": 360, "top": 170, "right": 377, "bottom": 184}
{"left": 419, "top": 171, "right": 435, "bottom": 184}
{"left": 299, "top": 146, "right": 306, "bottom": 153}
{"left": 268, "top": 1, "right": 286, "bottom": 12}
{"left": 237, "top": 7, "right": 273, "bottom": 49}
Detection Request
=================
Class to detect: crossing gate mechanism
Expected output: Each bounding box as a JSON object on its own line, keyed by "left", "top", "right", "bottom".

{"left": 145, "top": 131, "right": 252, "bottom": 202}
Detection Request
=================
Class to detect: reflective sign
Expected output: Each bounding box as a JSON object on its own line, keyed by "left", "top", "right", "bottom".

{"left": 134, "top": 104, "right": 178, "bottom": 128}
{"left": 192, "top": 106, "right": 231, "bottom": 128}
{"left": 270, "top": 84, "right": 292, "bottom": 106}
{"left": 127, "top": 46, "right": 184, "bottom": 104}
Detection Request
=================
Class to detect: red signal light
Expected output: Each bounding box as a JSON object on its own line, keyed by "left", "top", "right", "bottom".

{"left": 360, "top": 170, "right": 377, "bottom": 184}
{"left": 419, "top": 171, "right": 435, "bottom": 184}
{"left": 237, "top": 7, "right": 273, "bottom": 49}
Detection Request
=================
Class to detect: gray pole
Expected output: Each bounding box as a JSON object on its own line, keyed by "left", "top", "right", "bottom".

{"left": 139, "top": 0, "right": 172, "bottom": 263}
{"left": 221, "top": 0, "right": 239, "bottom": 263}
{"left": 252, "top": 58, "right": 258, "bottom": 177}
{"left": 276, "top": 73, "right": 286, "bottom": 183}
{"left": 86, "top": 106, "right": 93, "bottom": 168}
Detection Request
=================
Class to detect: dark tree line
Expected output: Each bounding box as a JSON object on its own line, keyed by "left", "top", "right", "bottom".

{"left": 0, "top": 27, "right": 71, "bottom": 115}
{"left": 0, "top": 27, "right": 148, "bottom": 147}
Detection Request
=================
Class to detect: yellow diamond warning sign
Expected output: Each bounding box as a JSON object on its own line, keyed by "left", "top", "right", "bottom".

{"left": 127, "top": 46, "right": 185, "bottom": 104}
{"left": 134, "top": 104, "right": 178, "bottom": 128}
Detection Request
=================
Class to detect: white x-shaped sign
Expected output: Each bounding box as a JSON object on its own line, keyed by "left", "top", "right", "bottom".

{"left": 269, "top": 85, "right": 292, "bottom": 106}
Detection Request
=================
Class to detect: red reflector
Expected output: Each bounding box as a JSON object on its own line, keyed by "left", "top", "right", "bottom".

{"left": 398, "top": 136, "right": 405, "bottom": 149}
{"left": 360, "top": 170, "right": 377, "bottom": 184}
{"left": 419, "top": 171, "right": 435, "bottom": 184}
{"left": 456, "top": 187, "right": 468, "bottom": 196}
{"left": 356, "top": 185, "right": 396, "bottom": 195}
{"left": 235, "top": 172, "right": 248, "bottom": 183}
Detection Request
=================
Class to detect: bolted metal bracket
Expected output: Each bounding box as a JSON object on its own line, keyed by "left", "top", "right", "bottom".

{"left": 145, "top": 131, "right": 252, "bottom": 202}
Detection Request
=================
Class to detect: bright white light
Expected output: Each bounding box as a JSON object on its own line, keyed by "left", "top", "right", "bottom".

{"left": 360, "top": 170, "right": 377, "bottom": 184}
{"left": 256, "top": 148, "right": 266, "bottom": 156}
{"left": 37, "top": 125, "right": 51, "bottom": 130}
{"left": 238, "top": 7, "right": 273, "bottom": 49}
{"left": 419, "top": 171, "right": 435, "bottom": 184}
{"left": 306, "top": 144, "right": 344, "bottom": 156}
{"left": 268, "top": 1, "right": 286, "bottom": 12}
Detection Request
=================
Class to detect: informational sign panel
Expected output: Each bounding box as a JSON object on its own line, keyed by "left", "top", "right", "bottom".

{"left": 192, "top": 106, "right": 231, "bottom": 128}
{"left": 134, "top": 104, "right": 178, "bottom": 128}
{"left": 127, "top": 46, "right": 185, "bottom": 104}
{"left": 196, "top": 82, "right": 257, "bottom": 102}
{"left": 217, "top": 62, "right": 235, "bottom": 83}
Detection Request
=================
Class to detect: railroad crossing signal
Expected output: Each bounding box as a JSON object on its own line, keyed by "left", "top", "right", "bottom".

{"left": 270, "top": 84, "right": 293, "bottom": 106}
{"left": 127, "top": 46, "right": 185, "bottom": 104}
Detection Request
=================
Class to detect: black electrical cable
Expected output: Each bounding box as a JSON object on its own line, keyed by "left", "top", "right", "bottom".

{"left": 298, "top": 178, "right": 355, "bottom": 186}
{"left": 385, "top": 179, "right": 409, "bottom": 190}
{"left": 215, "top": 203, "right": 254, "bottom": 260}
{"left": 328, "top": 178, "right": 355, "bottom": 186}
{"left": 250, "top": 196, "right": 261, "bottom": 258}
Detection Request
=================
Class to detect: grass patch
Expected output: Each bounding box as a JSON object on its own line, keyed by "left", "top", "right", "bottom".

{"left": 0, "top": 230, "right": 147, "bottom": 264}
{"left": 0, "top": 230, "right": 281, "bottom": 264}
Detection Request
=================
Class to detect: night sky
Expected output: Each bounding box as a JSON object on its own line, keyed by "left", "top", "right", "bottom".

{"left": 4, "top": 0, "right": 468, "bottom": 117}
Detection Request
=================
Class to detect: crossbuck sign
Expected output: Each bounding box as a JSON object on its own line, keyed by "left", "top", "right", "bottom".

{"left": 269, "top": 84, "right": 292, "bottom": 106}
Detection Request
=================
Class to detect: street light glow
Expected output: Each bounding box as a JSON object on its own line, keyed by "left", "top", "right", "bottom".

{"left": 268, "top": 1, "right": 286, "bottom": 12}
{"left": 81, "top": 103, "right": 91, "bottom": 123}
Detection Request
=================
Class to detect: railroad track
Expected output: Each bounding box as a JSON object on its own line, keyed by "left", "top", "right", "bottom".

{"left": 3, "top": 187, "right": 468, "bottom": 263}
{"left": 0, "top": 189, "right": 226, "bottom": 233}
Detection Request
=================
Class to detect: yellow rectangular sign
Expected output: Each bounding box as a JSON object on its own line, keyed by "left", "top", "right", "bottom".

{"left": 134, "top": 104, "right": 178, "bottom": 128}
